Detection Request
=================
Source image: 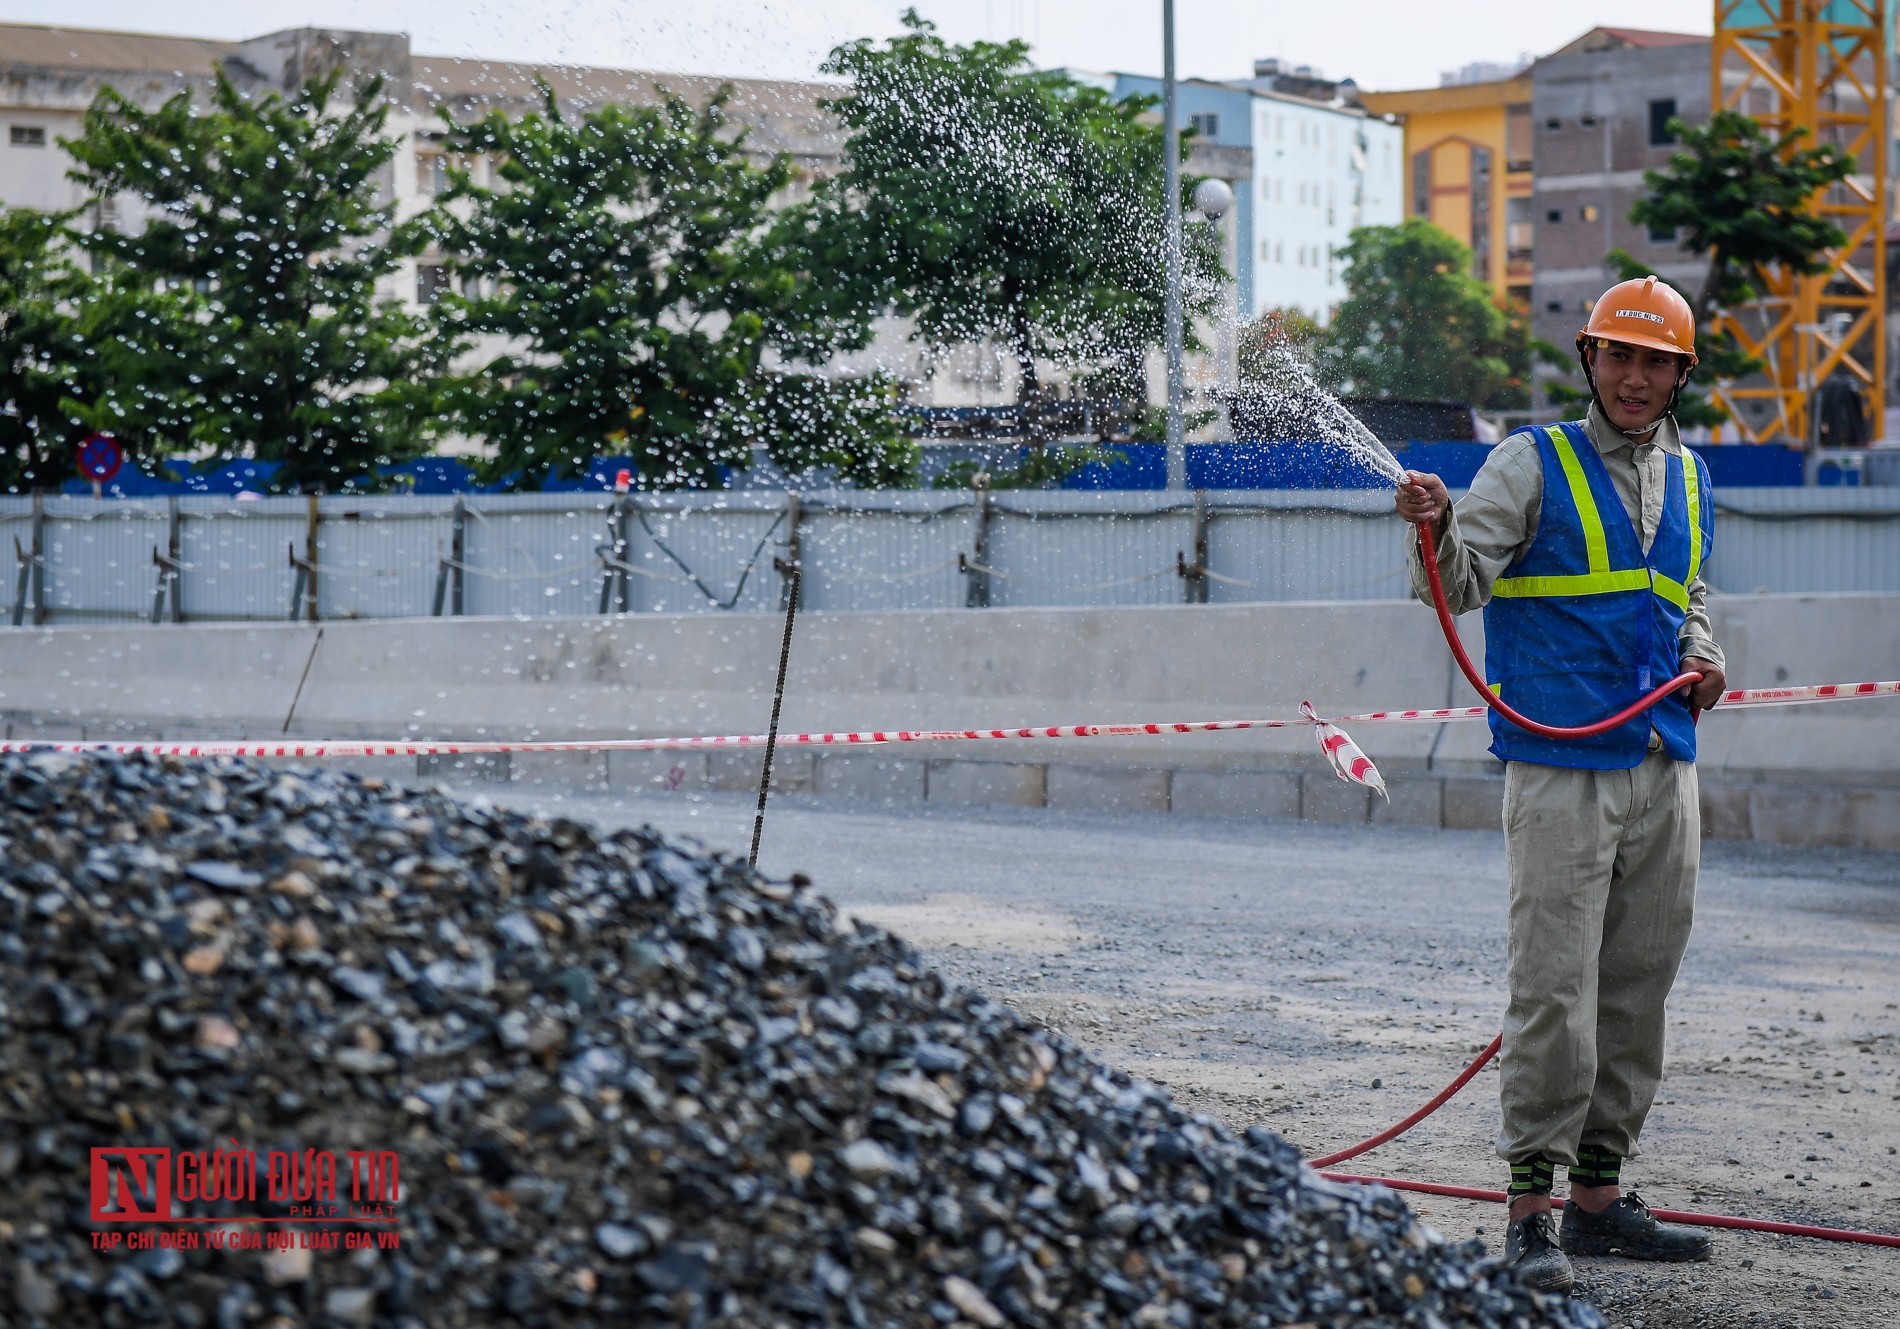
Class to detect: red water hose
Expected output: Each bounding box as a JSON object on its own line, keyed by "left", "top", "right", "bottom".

{"left": 1320, "top": 1172, "right": 1900, "bottom": 1250}
{"left": 1414, "top": 518, "right": 1702, "bottom": 737}
{"left": 1309, "top": 1035, "right": 1501, "bottom": 1168}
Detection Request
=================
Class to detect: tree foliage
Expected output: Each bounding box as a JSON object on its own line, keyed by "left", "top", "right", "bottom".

{"left": 429, "top": 83, "right": 911, "bottom": 488}
{"left": 1317, "top": 219, "right": 1530, "bottom": 408}
{"left": 816, "top": 11, "right": 1222, "bottom": 409}
{"left": 1632, "top": 109, "right": 1854, "bottom": 319}
{"left": 63, "top": 70, "right": 441, "bottom": 490}
{"left": 0, "top": 207, "right": 89, "bottom": 491}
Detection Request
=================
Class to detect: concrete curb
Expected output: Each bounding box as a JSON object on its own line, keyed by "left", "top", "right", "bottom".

{"left": 425, "top": 748, "right": 1897, "bottom": 853}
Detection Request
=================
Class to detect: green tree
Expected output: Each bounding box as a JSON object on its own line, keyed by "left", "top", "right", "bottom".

{"left": 0, "top": 207, "right": 87, "bottom": 491}
{"left": 1633, "top": 109, "right": 1854, "bottom": 319}
{"left": 429, "top": 83, "right": 911, "bottom": 489}
{"left": 815, "top": 11, "right": 1222, "bottom": 412}
{"left": 63, "top": 69, "right": 442, "bottom": 490}
{"left": 1318, "top": 219, "right": 1529, "bottom": 408}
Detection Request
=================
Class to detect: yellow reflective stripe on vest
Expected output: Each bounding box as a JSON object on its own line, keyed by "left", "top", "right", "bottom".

{"left": 1682, "top": 450, "right": 1702, "bottom": 587}
{"left": 1549, "top": 424, "right": 1612, "bottom": 574}
{"left": 1648, "top": 573, "right": 1690, "bottom": 611}
{"left": 1493, "top": 425, "right": 1637, "bottom": 599}
{"left": 1491, "top": 569, "right": 1652, "bottom": 599}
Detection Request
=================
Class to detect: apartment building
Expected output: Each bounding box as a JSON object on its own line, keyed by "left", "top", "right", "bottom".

{"left": 1113, "top": 64, "right": 1403, "bottom": 327}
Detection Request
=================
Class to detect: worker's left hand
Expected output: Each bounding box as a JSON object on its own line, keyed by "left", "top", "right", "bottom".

{"left": 1681, "top": 656, "right": 1725, "bottom": 710}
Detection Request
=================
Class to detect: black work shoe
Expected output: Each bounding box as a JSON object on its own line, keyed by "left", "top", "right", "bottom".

{"left": 1504, "top": 1210, "right": 1575, "bottom": 1292}
{"left": 1559, "top": 1192, "right": 1713, "bottom": 1262}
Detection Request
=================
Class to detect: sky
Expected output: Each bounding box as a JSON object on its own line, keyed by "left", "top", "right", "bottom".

{"left": 0, "top": 0, "right": 1718, "bottom": 91}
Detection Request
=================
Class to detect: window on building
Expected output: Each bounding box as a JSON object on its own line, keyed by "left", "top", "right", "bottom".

{"left": 1188, "top": 112, "right": 1220, "bottom": 137}
{"left": 1579, "top": 113, "right": 1599, "bottom": 128}
{"left": 1470, "top": 147, "right": 1493, "bottom": 278}
{"left": 1506, "top": 104, "right": 1532, "bottom": 171}
{"left": 1547, "top": 299, "right": 1564, "bottom": 312}
{"left": 1506, "top": 197, "right": 1534, "bottom": 263}
{"left": 1648, "top": 223, "right": 1679, "bottom": 245}
{"left": 9, "top": 125, "right": 47, "bottom": 147}
{"left": 1544, "top": 116, "right": 1561, "bottom": 131}
{"left": 1412, "top": 150, "right": 1431, "bottom": 217}
{"left": 1648, "top": 98, "right": 1678, "bottom": 146}
{"left": 1546, "top": 208, "right": 1563, "bottom": 224}
{"left": 416, "top": 264, "right": 452, "bottom": 306}
{"left": 1580, "top": 204, "right": 1600, "bottom": 222}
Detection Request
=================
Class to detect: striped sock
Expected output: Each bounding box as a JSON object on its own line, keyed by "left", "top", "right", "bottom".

{"left": 1507, "top": 1153, "right": 1555, "bottom": 1199}
{"left": 1569, "top": 1145, "right": 1623, "bottom": 1189}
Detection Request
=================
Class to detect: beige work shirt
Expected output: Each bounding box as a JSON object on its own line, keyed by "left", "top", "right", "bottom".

{"left": 1405, "top": 403, "right": 1724, "bottom": 670}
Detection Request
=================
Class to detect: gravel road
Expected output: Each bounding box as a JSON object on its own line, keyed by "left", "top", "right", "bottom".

{"left": 490, "top": 782, "right": 1900, "bottom": 1329}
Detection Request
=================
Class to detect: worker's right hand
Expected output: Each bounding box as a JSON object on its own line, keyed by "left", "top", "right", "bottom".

{"left": 1395, "top": 470, "right": 1451, "bottom": 534}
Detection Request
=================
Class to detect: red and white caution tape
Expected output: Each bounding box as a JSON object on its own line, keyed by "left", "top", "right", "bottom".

{"left": 1, "top": 680, "right": 1894, "bottom": 762}
{"left": 1301, "top": 701, "right": 1388, "bottom": 800}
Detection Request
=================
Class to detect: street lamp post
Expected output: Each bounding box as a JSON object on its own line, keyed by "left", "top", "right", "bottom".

{"left": 1193, "top": 177, "right": 1235, "bottom": 441}
{"left": 1162, "top": 0, "right": 1185, "bottom": 490}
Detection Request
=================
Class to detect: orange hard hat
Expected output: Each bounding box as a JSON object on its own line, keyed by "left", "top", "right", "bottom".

{"left": 1575, "top": 275, "right": 1697, "bottom": 367}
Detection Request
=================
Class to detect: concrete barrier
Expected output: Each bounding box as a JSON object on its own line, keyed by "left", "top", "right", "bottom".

{"left": 2, "top": 594, "right": 1896, "bottom": 849}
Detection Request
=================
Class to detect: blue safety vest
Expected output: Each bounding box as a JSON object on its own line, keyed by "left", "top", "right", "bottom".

{"left": 1482, "top": 421, "right": 1713, "bottom": 769}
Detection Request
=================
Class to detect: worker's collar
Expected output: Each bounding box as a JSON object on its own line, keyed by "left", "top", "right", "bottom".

{"left": 1585, "top": 402, "right": 1681, "bottom": 456}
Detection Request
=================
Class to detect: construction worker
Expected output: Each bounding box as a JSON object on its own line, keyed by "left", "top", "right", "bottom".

{"left": 1394, "top": 276, "right": 1727, "bottom": 1292}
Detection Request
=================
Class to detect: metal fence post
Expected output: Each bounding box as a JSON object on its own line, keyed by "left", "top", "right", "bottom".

{"left": 598, "top": 494, "right": 632, "bottom": 614}
{"left": 29, "top": 489, "right": 46, "bottom": 626}
{"left": 1184, "top": 489, "right": 1209, "bottom": 605}
{"left": 451, "top": 496, "right": 466, "bottom": 616}
{"left": 614, "top": 496, "right": 631, "bottom": 614}
{"left": 303, "top": 494, "right": 321, "bottom": 622}
{"left": 436, "top": 497, "right": 467, "bottom": 617}
{"left": 151, "top": 501, "right": 185, "bottom": 623}
{"left": 964, "top": 476, "right": 992, "bottom": 609}
{"left": 166, "top": 497, "right": 183, "bottom": 622}
{"left": 779, "top": 491, "right": 802, "bottom": 612}
{"left": 10, "top": 537, "right": 30, "bottom": 627}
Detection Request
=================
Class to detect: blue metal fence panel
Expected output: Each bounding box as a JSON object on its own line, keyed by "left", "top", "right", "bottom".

{"left": 985, "top": 492, "right": 1194, "bottom": 608}
{"left": 461, "top": 495, "right": 609, "bottom": 619}
{"left": 796, "top": 494, "right": 977, "bottom": 613}
{"left": 1203, "top": 491, "right": 1410, "bottom": 603}
{"left": 4, "top": 487, "right": 1897, "bottom": 623}
{"left": 176, "top": 498, "right": 310, "bottom": 622}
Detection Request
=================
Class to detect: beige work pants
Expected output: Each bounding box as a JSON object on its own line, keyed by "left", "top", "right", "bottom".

{"left": 1495, "top": 743, "right": 1700, "bottom": 1166}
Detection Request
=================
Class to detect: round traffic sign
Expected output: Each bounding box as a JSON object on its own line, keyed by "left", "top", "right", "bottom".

{"left": 77, "top": 433, "right": 124, "bottom": 483}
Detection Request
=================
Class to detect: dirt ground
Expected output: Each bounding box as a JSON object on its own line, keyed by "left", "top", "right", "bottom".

{"left": 494, "top": 783, "right": 1900, "bottom": 1328}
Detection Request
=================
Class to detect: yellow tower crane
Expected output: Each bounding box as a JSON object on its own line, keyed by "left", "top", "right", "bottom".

{"left": 1708, "top": 0, "right": 1888, "bottom": 444}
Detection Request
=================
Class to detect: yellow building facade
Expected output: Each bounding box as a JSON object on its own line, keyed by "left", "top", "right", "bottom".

{"left": 1360, "top": 77, "right": 1533, "bottom": 306}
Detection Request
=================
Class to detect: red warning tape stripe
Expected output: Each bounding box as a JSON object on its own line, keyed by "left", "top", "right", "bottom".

{"left": 1, "top": 680, "right": 1894, "bottom": 759}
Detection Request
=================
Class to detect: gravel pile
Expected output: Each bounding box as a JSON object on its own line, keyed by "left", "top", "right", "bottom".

{"left": 0, "top": 752, "right": 1599, "bottom": 1328}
